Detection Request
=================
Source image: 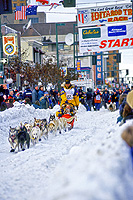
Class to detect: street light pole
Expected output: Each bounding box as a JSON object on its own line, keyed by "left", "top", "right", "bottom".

{"left": 56, "top": 23, "right": 60, "bottom": 92}
{"left": 56, "top": 24, "right": 59, "bottom": 73}
{"left": 73, "top": 24, "right": 77, "bottom": 79}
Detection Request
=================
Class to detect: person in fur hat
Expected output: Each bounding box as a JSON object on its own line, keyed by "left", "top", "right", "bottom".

{"left": 117, "top": 93, "right": 127, "bottom": 123}
{"left": 121, "top": 126, "right": 133, "bottom": 147}
{"left": 120, "top": 90, "right": 133, "bottom": 125}
{"left": 121, "top": 126, "right": 133, "bottom": 168}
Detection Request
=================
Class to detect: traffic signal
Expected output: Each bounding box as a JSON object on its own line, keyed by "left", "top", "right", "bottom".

{"left": 126, "top": 69, "right": 129, "bottom": 75}
{"left": 92, "top": 55, "right": 97, "bottom": 65}
{"left": 116, "top": 53, "right": 121, "bottom": 63}
{"left": 61, "top": 0, "right": 76, "bottom": 7}
{"left": 0, "top": 0, "right": 12, "bottom": 14}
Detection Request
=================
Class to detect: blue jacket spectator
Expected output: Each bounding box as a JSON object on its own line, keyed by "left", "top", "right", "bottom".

{"left": 23, "top": 87, "right": 32, "bottom": 102}
{"left": 38, "top": 86, "right": 44, "bottom": 100}
{"left": 32, "top": 85, "right": 39, "bottom": 104}
{"left": 111, "top": 89, "right": 119, "bottom": 109}
{"left": 39, "top": 94, "right": 48, "bottom": 109}
{"left": 86, "top": 88, "right": 93, "bottom": 111}
{"left": 123, "top": 87, "right": 130, "bottom": 94}
{"left": 102, "top": 90, "right": 110, "bottom": 109}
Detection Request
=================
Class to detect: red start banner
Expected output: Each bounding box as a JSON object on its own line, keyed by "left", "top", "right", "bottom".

{"left": 79, "top": 23, "right": 133, "bottom": 53}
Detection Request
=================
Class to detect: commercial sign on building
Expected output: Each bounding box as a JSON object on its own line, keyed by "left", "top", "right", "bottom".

{"left": 3, "top": 36, "right": 16, "bottom": 56}
{"left": 77, "top": 3, "right": 132, "bottom": 26}
{"left": 79, "top": 23, "right": 133, "bottom": 53}
{"left": 95, "top": 52, "right": 103, "bottom": 84}
{"left": 76, "top": 60, "right": 81, "bottom": 71}
{"left": 82, "top": 28, "right": 101, "bottom": 39}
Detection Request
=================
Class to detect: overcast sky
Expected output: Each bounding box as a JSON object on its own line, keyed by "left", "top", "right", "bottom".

{"left": 35, "top": 0, "right": 130, "bottom": 23}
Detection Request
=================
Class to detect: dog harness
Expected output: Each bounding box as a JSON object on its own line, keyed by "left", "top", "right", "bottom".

{"left": 10, "top": 134, "right": 17, "bottom": 143}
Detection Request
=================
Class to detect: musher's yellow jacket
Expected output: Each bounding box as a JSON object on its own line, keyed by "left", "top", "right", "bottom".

{"left": 60, "top": 84, "right": 79, "bottom": 107}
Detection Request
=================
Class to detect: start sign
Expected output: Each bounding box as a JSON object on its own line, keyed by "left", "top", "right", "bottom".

{"left": 3, "top": 36, "right": 16, "bottom": 56}
{"left": 79, "top": 23, "right": 133, "bottom": 53}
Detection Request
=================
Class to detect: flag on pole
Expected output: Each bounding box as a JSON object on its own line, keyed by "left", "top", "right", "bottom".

{"left": 15, "top": 6, "right": 29, "bottom": 20}
{"left": 36, "top": 0, "right": 50, "bottom": 5}
{"left": 26, "top": 6, "right": 38, "bottom": 16}
{"left": 49, "top": 3, "right": 60, "bottom": 11}
{"left": 26, "top": 19, "right": 32, "bottom": 30}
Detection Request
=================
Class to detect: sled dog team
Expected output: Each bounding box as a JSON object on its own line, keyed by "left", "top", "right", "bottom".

{"left": 8, "top": 114, "right": 75, "bottom": 152}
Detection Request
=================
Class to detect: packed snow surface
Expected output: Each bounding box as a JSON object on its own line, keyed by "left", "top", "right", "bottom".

{"left": 0, "top": 103, "right": 133, "bottom": 200}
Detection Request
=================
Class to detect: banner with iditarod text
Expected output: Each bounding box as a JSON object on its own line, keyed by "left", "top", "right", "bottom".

{"left": 77, "top": 3, "right": 132, "bottom": 27}
{"left": 79, "top": 23, "right": 133, "bottom": 53}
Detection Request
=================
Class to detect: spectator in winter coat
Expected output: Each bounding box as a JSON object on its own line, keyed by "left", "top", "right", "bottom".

{"left": 57, "top": 92, "right": 61, "bottom": 105}
{"left": 111, "top": 89, "right": 119, "bottom": 109}
{"left": 52, "top": 89, "right": 58, "bottom": 104}
{"left": 39, "top": 93, "right": 48, "bottom": 109}
{"left": 3, "top": 84, "right": 9, "bottom": 99}
{"left": 103, "top": 87, "right": 109, "bottom": 95}
{"left": 48, "top": 94, "right": 53, "bottom": 108}
{"left": 94, "top": 89, "right": 102, "bottom": 111}
{"left": 38, "top": 86, "right": 44, "bottom": 101}
{"left": 0, "top": 92, "right": 7, "bottom": 111}
{"left": 123, "top": 87, "right": 130, "bottom": 94}
{"left": 8, "top": 90, "right": 15, "bottom": 103}
{"left": 117, "top": 93, "right": 127, "bottom": 123}
{"left": 119, "top": 91, "right": 133, "bottom": 125}
{"left": 32, "top": 85, "right": 38, "bottom": 104}
{"left": 24, "top": 98, "right": 32, "bottom": 106}
{"left": 78, "top": 86, "right": 84, "bottom": 102}
{"left": 80, "top": 92, "right": 89, "bottom": 111}
{"left": 102, "top": 90, "right": 110, "bottom": 109}
{"left": 16, "top": 91, "right": 23, "bottom": 102}
{"left": 86, "top": 88, "right": 93, "bottom": 111}
{"left": 23, "top": 86, "right": 32, "bottom": 102}
{"left": 6, "top": 98, "right": 14, "bottom": 109}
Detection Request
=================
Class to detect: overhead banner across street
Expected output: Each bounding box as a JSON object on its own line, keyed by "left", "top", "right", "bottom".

{"left": 79, "top": 23, "right": 133, "bottom": 53}
{"left": 77, "top": 3, "right": 132, "bottom": 27}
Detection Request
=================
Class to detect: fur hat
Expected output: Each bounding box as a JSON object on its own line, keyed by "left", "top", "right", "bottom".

{"left": 121, "top": 126, "right": 133, "bottom": 147}
{"left": 126, "top": 90, "right": 133, "bottom": 109}
{"left": 119, "top": 93, "right": 127, "bottom": 105}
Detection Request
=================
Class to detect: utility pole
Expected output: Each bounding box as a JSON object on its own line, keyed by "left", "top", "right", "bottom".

{"left": 73, "top": 24, "right": 77, "bottom": 79}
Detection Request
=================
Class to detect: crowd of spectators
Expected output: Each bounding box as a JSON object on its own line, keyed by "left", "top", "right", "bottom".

{"left": 0, "top": 84, "right": 60, "bottom": 111}
{"left": 0, "top": 82, "right": 133, "bottom": 113}
{"left": 77, "top": 85, "right": 133, "bottom": 112}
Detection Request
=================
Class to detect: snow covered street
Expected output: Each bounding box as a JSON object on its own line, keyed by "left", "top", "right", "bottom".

{"left": 0, "top": 103, "right": 133, "bottom": 200}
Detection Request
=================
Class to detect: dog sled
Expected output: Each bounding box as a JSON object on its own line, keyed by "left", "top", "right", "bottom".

{"left": 56, "top": 103, "right": 77, "bottom": 130}
{"left": 60, "top": 113, "right": 75, "bottom": 130}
